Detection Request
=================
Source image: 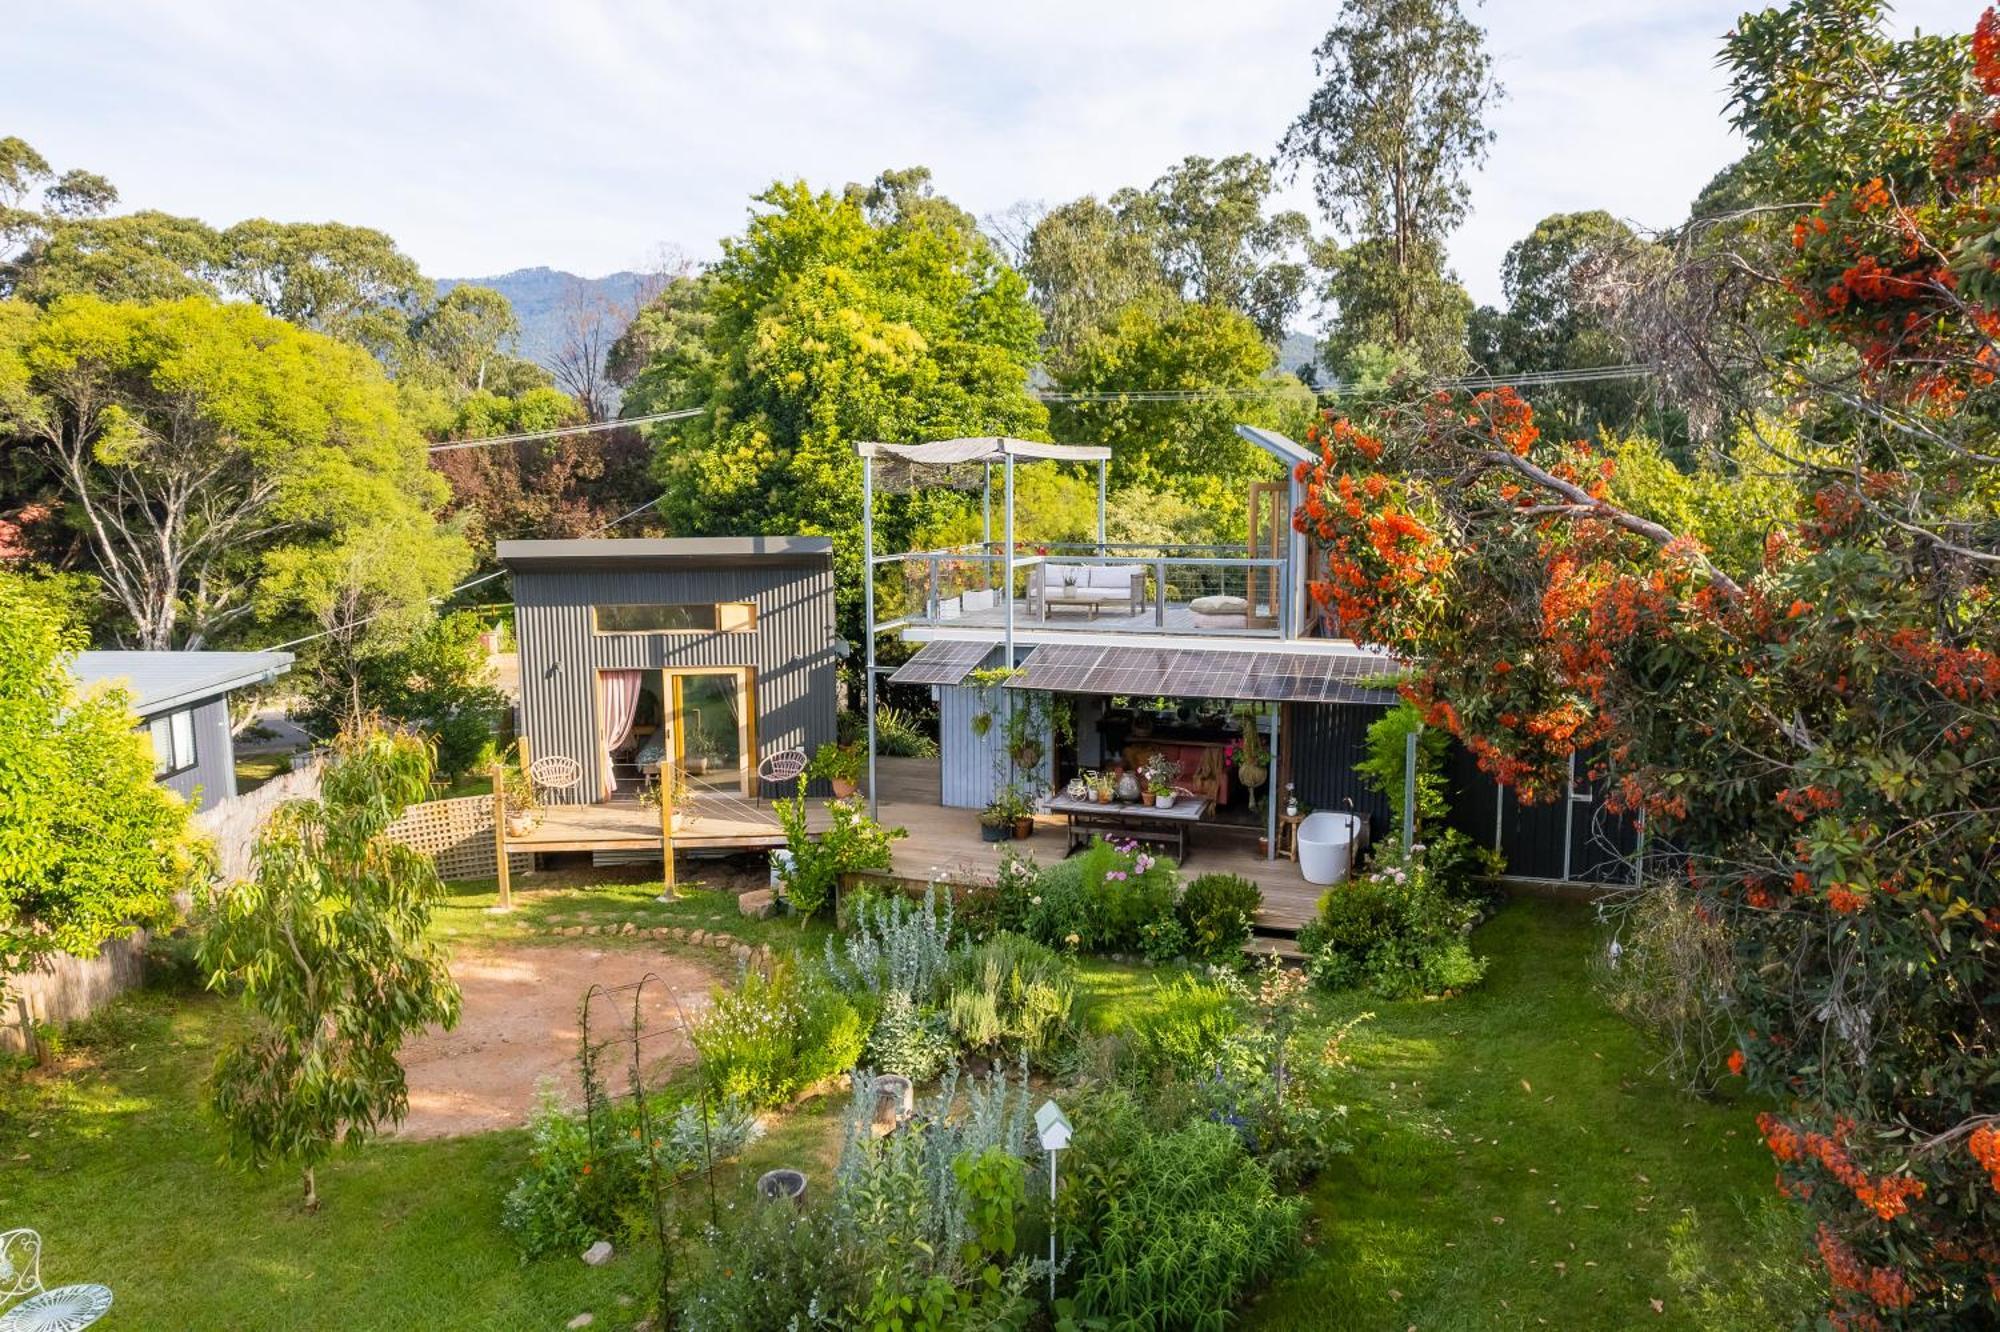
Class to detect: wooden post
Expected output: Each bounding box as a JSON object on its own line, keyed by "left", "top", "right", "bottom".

{"left": 659, "top": 764, "right": 677, "bottom": 900}
{"left": 491, "top": 761, "right": 512, "bottom": 911}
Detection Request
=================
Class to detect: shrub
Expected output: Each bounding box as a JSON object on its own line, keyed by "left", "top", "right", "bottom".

{"left": 941, "top": 932, "right": 1077, "bottom": 1067}
{"left": 956, "top": 848, "right": 1038, "bottom": 940}
{"left": 824, "top": 881, "right": 955, "bottom": 1002}
{"left": 1178, "top": 873, "right": 1262, "bottom": 963}
{"left": 1138, "top": 914, "right": 1189, "bottom": 963}
{"left": 807, "top": 740, "right": 865, "bottom": 788}
{"left": 1059, "top": 1111, "right": 1303, "bottom": 1326}
{"left": 1021, "top": 839, "right": 1178, "bottom": 955}
{"left": 776, "top": 792, "right": 904, "bottom": 920}
{"left": 1297, "top": 848, "right": 1486, "bottom": 999}
{"left": 1127, "top": 973, "right": 1241, "bottom": 1080}
{"left": 502, "top": 1082, "right": 759, "bottom": 1260}
{"left": 693, "top": 961, "right": 865, "bottom": 1107}
{"left": 844, "top": 703, "right": 939, "bottom": 758}
{"left": 864, "top": 989, "right": 956, "bottom": 1083}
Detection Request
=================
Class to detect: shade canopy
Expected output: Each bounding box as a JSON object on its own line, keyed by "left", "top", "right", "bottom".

{"left": 1001, "top": 641, "right": 1402, "bottom": 705}
{"left": 857, "top": 437, "right": 1112, "bottom": 465}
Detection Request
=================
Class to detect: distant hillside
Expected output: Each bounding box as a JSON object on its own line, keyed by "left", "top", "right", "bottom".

{"left": 1278, "top": 330, "right": 1319, "bottom": 379}
{"left": 435, "top": 267, "right": 652, "bottom": 371}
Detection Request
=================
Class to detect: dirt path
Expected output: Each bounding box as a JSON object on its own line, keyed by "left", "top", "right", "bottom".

{"left": 395, "top": 943, "right": 721, "bottom": 1140}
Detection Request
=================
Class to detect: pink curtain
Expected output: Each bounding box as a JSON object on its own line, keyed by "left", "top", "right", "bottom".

{"left": 599, "top": 671, "right": 644, "bottom": 794}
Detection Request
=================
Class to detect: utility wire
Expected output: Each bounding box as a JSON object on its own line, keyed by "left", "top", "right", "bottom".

{"left": 426, "top": 407, "right": 702, "bottom": 453}
{"left": 255, "top": 493, "right": 668, "bottom": 653}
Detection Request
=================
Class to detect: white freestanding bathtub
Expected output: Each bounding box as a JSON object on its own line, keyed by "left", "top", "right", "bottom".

{"left": 1298, "top": 811, "right": 1368, "bottom": 886}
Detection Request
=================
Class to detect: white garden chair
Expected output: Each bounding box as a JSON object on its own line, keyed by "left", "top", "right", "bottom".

{"left": 0, "top": 1229, "right": 112, "bottom": 1331}
{"left": 526, "top": 754, "right": 583, "bottom": 802}
{"left": 756, "top": 748, "right": 809, "bottom": 789}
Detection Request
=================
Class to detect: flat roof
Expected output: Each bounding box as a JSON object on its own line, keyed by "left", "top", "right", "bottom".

{"left": 1234, "top": 424, "right": 1317, "bottom": 469}
{"left": 73, "top": 650, "right": 294, "bottom": 717}
{"left": 497, "top": 536, "right": 834, "bottom": 571}
{"left": 856, "top": 438, "right": 1113, "bottom": 464}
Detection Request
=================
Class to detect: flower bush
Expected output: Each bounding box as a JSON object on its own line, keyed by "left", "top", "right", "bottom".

{"left": 775, "top": 791, "right": 905, "bottom": 921}
{"left": 692, "top": 961, "right": 865, "bottom": 1108}
{"left": 1021, "top": 839, "right": 1178, "bottom": 955}
{"left": 1296, "top": 847, "right": 1486, "bottom": 999}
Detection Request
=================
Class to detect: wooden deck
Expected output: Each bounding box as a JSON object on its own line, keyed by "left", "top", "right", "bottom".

{"left": 504, "top": 758, "right": 1324, "bottom": 932}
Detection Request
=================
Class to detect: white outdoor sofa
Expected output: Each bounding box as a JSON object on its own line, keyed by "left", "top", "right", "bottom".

{"left": 1029, "top": 563, "right": 1147, "bottom": 619}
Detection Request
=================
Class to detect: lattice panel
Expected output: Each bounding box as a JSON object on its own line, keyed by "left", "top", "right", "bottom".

{"left": 383, "top": 794, "right": 530, "bottom": 883}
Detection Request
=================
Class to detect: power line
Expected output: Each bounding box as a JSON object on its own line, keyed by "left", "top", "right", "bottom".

{"left": 1031, "top": 363, "right": 1657, "bottom": 404}
{"left": 426, "top": 407, "right": 702, "bottom": 453}
{"left": 255, "top": 493, "right": 668, "bottom": 653}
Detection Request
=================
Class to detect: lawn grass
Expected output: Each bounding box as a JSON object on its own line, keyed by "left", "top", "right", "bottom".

{"left": 232, "top": 751, "right": 293, "bottom": 794}
{"left": 1240, "top": 901, "right": 1779, "bottom": 1331}
{"left": 0, "top": 896, "right": 1783, "bottom": 1330}
{"left": 429, "top": 866, "right": 837, "bottom": 955}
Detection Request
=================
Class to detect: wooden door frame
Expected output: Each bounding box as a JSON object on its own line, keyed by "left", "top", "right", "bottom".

{"left": 663, "top": 666, "right": 757, "bottom": 797}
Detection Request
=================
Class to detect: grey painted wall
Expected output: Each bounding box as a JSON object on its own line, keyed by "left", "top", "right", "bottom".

{"left": 513, "top": 559, "right": 840, "bottom": 803}
{"left": 157, "top": 696, "right": 237, "bottom": 809}
{"left": 935, "top": 650, "right": 1055, "bottom": 810}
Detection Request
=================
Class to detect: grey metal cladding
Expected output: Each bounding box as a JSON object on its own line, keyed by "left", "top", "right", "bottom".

{"left": 512, "top": 555, "right": 840, "bottom": 804}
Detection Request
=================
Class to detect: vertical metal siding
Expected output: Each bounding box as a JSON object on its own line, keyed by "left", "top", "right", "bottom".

{"left": 936, "top": 653, "right": 1051, "bottom": 810}
{"left": 159, "top": 695, "right": 237, "bottom": 810}
{"left": 1286, "top": 701, "right": 1396, "bottom": 843}
{"left": 514, "top": 560, "right": 840, "bottom": 803}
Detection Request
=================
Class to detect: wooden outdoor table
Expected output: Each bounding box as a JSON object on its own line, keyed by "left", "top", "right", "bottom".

{"left": 1046, "top": 793, "right": 1211, "bottom": 863}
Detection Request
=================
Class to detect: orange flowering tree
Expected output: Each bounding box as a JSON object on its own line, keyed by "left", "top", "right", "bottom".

{"left": 1294, "top": 3, "right": 1998, "bottom": 1323}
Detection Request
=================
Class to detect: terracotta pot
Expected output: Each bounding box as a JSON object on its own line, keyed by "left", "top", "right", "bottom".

{"left": 1140, "top": 792, "right": 1156, "bottom": 807}
{"left": 506, "top": 814, "right": 535, "bottom": 837}
{"left": 1012, "top": 817, "right": 1034, "bottom": 839}
{"left": 831, "top": 777, "right": 857, "bottom": 798}
{"left": 1095, "top": 790, "right": 1111, "bottom": 804}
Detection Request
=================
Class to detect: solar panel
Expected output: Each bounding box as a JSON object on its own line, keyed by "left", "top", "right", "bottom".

{"left": 887, "top": 639, "right": 998, "bottom": 686}
{"left": 1002, "top": 641, "right": 1401, "bottom": 704}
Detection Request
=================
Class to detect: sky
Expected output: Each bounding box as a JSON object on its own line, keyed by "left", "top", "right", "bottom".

{"left": 6, "top": 0, "right": 1975, "bottom": 311}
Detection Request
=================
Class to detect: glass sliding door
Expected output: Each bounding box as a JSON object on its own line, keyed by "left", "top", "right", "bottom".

{"left": 671, "top": 669, "right": 751, "bottom": 794}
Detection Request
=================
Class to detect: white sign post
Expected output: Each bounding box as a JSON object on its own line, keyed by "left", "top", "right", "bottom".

{"left": 1034, "top": 1099, "right": 1073, "bottom": 1304}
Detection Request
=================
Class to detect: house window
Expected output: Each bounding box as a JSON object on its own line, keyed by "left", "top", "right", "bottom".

{"left": 592, "top": 603, "right": 756, "bottom": 634}
{"left": 150, "top": 708, "right": 197, "bottom": 778}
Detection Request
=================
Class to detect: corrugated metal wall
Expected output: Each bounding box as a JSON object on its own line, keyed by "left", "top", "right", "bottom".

{"left": 514, "top": 561, "right": 839, "bottom": 803}
{"left": 937, "top": 671, "right": 1053, "bottom": 810}
{"left": 160, "top": 695, "right": 238, "bottom": 809}
{"left": 1294, "top": 703, "right": 1639, "bottom": 885}
{"left": 1284, "top": 701, "right": 1396, "bottom": 842}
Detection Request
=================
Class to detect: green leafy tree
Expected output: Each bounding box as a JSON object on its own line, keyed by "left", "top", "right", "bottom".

{"left": 217, "top": 219, "right": 426, "bottom": 360}
{"left": 0, "top": 294, "right": 467, "bottom": 648}
{"left": 1049, "top": 302, "right": 1316, "bottom": 518}
{"left": 1315, "top": 234, "right": 1474, "bottom": 381}
{"left": 407, "top": 283, "right": 526, "bottom": 397}
{"left": 200, "top": 723, "right": 461, "bottom": 1210}
{"left": 1281, "top": 0, "right": 1501, "bottom": 372}
{"left": 1468, "top": 211, "right": 1668, "bottom": 439}
{"left": 641, "top": 170, "right": 1046, "bottom": 637}
{"left": 295, "top": 610, "right": 505, "bottom": 780}
{"left": 0, "top": 572, "right": 204, "bottom": 977}
{"left": 1017, "top": 195, "right": 1170, "bottom": 358}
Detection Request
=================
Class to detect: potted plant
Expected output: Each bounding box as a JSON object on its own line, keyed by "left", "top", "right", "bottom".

{"left": 979, "top": 799, "right": 1014, "bottom": 843}
{"left": 684, "top": 721, "right": 726, "bottom": 776}
{"left": 1145, "top": 754, "right": 1182, "bottom": 810}
{"left": 808, "top": 741, "right": 864, "bottom": 798}
{"left": 501, "top": 763, "right": 540, "bottom": 837}
{"left": 1091, "top": 771, "right": 1115, "bottom": 804}
{"left": 1003, "top": 786, "right": 1036, "bottom": 839}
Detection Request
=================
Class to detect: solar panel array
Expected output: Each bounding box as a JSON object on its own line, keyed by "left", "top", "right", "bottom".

{"left": 886, "top": 639, "right": 997, "bottom": 686}
{"left": 1005, "top": 643, "right": 1401, "bottom": 704}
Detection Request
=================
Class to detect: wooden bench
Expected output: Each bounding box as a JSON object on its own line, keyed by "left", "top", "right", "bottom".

{"left": 1046, "top": 793, "right": 1212, "bottom": 863}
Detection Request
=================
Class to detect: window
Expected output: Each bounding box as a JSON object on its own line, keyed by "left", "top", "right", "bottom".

{"left": 592, "top": 602, "right": 756, "bottom": 634}
{"left": 150, "top": 708, "right": 197, "bottom": 778}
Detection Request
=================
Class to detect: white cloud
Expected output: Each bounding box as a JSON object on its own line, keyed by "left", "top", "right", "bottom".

{"left": 5, "top": 0, "right": 1976, "bottom": 308}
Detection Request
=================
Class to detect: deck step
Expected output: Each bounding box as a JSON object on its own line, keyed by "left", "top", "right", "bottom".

{"left": 1243, "top": 935, "right": 1307, "bottom": 962}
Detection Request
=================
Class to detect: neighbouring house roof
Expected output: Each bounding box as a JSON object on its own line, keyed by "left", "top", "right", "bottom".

{"left": 1234, "top": 424, "right": 1317, "bottom": 469}
{"left": 1000, "top": 640, "right": 1402, "bottom": 706}
{"left": 73, "top": 650, "right": 295, "bottom": 717}
{"left": 496, "top": 536, "right": 834, "bottom": 572}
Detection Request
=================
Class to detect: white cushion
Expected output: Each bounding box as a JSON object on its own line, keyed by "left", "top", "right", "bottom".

{"left": 1189, "top": 594, "right": 1248, "bottom": 614}
{"left": 1043, "top": 564, "right": 1086, "bottom": 588}
{"left": 1089, "top": 566, "right": 1139, "bottom": 590}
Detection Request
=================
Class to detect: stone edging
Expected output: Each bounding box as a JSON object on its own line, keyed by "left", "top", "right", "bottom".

{"left": 544, "top": 921, "right": 775, "bottom": 968}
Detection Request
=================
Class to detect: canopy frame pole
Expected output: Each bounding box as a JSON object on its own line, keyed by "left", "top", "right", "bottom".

{"left": 1265, "top": 702, "right": 1281, "bottom": 861}
{"left": 982, "top": 462, "right": 993, "bottom": 587}
{"left": 1003, "top": 451, "right": 1016, "bottom": 670}
{"left": 863, "top": 452, "right": 879, "bottom": 821}
{"left": 1096, "top": 459, "right": 1107, "bottom": 557}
